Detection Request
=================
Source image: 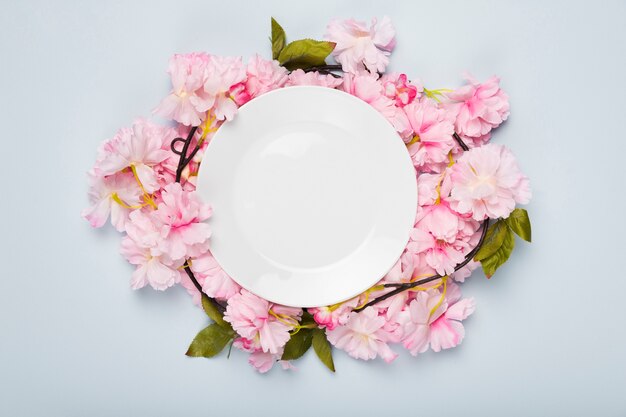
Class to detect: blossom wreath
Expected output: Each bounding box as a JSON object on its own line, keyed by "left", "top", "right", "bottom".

{"left": 84, "top": 16, "right": 532, "bottom": 373}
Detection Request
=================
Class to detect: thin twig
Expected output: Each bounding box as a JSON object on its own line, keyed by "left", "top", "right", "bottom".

{"left": 174, "top": 126, "right": 198, "bottom": 182}
{"left": 453, "top": 132, "right": 470, "bottom": 151}
{"left": 303, "top": 64, "right": 343, "bottom": 73}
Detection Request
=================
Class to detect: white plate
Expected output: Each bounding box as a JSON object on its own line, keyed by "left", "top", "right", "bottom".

{"left": 196, "top": 86, "right": 417, "bottom": 307}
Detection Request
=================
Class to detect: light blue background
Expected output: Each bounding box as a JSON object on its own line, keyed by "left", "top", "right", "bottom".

{"left": 1, "top": 1, "right": 625, "bottom": 416}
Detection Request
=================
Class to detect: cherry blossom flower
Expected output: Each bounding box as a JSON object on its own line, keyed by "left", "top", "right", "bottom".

{"left": 446, "top": 75, "right": 510, "bottom": 138}
{"left": 342, "top": 72, "right": 411, "bottom": 138}
{"left": 408, "top": 227, "right": 466, "bottom": 276}
{"left": 154, "top": 52, "right": 213, "bottom": 126}
{"left": 286, "top": 69, "right": 343, "bottom": 88}
{"left": 203, "top": 55, "right": 247, "bottom": 121}
{"left": 224, "top": 290, "right": 302, "bottom": 355}
{"left": 190, "top": 251, "right": 240, "bottom": 300}
{"left": 404, "top": 99, "right": 455, "bottom": 171}
{"left": 399, "top": 283, "right": 475, "bottom": 355}
{"left": 381, "top": 72, "right": 421, "bottom": 107}
{"left": 95, "top": 120, "right": 174, "bottom": 193}
{"left": 120, "top": 235, "right": 184, "bottom": 291}
{"left": 451, "top": 260, "right": 481, "bottom": 283}
{"left": 417, "top": 172, "right": 452, "bottom": 206}
{"left": 449, "top": 143, "right": 531, "bottom": 220}
{"left": 407, "top": 199, "right": 480, "bottom": 276}
{"left": 245, "top": 54, "right": 289, "bottom": 98}
{"left": 325, "top": 16, "right": 396, "bottom": 74}
{"left": 154, "top": 183, "right": 212, "bottom": 260}
{"left": 233, "top": 338, "right": 294, "bottom": 373}
{"left": 377, "top": 253, "right": 419, "bottom": 320}
{"left": 326, "top": 307, "right": 397, "bottom": 363}
{"left": 82, "top": 171, "right": 142, "bottom": 231}
{"left": 309, "top": 297, "right": 358, "bottom": 330}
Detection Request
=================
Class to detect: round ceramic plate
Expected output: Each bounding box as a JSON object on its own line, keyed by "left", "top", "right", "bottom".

{"left": 196, "top": 86, "right": 417, "bottom": 307}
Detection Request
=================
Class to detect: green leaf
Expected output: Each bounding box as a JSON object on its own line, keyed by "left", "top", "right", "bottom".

{"left": 186, "top": 323, "right": 234, "bottom": 358}
{"left": 277, "top": 39, "right": 336, "bottom": 70}
{"left": 474, "top": 220, "right": 509, "bottom": 261}
{"left": 506, "top": 208, "right": 532, "bottom": 242}
{"left": 480, "top": 226, "right": 515, "bottom": 278}
{"left": 271, "top": 17, "right": 287, "bottom": 60}
{"left": 281, "top": 329, "right": 313, "bottom": 361}
{"left": 311, "top": 328, "right": 335, "bottom": 372}
{"left": 201, "top": 295, "right": 229, "bottom": 328}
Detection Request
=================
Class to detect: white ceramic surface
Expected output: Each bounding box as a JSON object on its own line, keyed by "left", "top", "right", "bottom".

{"left": 196, "top": 86, "right": 417, "bottom": 307}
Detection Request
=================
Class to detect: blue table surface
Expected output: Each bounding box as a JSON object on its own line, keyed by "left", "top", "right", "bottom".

{"left": 1, "top": 1, "right": 625, "bottom": 416}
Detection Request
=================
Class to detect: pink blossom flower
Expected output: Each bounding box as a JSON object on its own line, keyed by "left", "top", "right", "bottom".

{"left": 309, "top": 297, "right": 358, "bottom": 330}
{"left": 408, "top": 227, "right": 466, "bottom": 276}
{"left": 82, "top": 171, "right": 142, "bottom": 231}
{"left": 407, "top": 200, "right": 480, "bottom": 276}
{"left": 190, "top": 251, "right": 240, "bottom": 300}
{"left": 248, "top": 351, "right": 278, "bottom": 373}
{"left": 203, "top": 55, "right": 247, "bottom": 121}
{"left": 404, "top": 99, "right": 455, "bottom": 171}
{"left": 377, "top": 253, "right": 419, "bottom": 320}
{"left": 449, "top": 143, "right": 531, "bottom": 220}
{"left": 325, "top": 16, "right": 396, "bottom": 74}
{"left": 228, "top": 82, "right": 251, "bottom": 106}
{"left": 224, "top": 290, "right": 302, "bottom": 355}
{"left": 124, "top": 208, "right": 163, "bottom": 250}
{"left": 120, "top": 235, "right": 183, "bottom": 291}
{"left": 326, "top": 307, "right": 397, "bottom": 363}
{"left": 95, "top": 120, "right": 173, "bottom": 193}
{"left": 417, "top": 172, "right": 452, "bottom": 206}
{"left": 342, "top": 72, "right": 411, "bottom": 138}
{"left": 446, "top": 75, "right": 510, "bottom": 138}
{"left": 154, "top": 53, "right": 213, "bottom": 126}
{"left": 245, "top": 54, "right": 289, "bottom": 98}
{"left": 286, "top": 69, "right": 343, "bottom": 88}
{"left": 154, "top": 183, "right": 212, "bottom": 260}
{"left": 400, "top": 283, "right": 475, "bottom": 355}
{"left": 451, "top": 260, "right": 480, "bottom": 283}
{"left": 233, "top": 338, "right": 294, "bottom": 373}
{"left": 381, "top": 73, "right": 421, "bottom": 107}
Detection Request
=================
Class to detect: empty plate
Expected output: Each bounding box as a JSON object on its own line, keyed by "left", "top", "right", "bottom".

{"left": 196, "top": 86, "right": 417, "bottom": 307}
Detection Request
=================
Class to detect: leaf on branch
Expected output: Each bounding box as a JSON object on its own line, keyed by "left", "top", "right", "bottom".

{"left": 271, "top": 17, "right": 287, "bottom": 60}
{"left": 201, "top": 294, "right": 229, "bottom": 329}
{"left": 311, "top": 328, "right": 335, "bottom": 372}
{"left": 278, "top": 39, "right": 336, "bottom": 70}
{"left": 186, "top": 323, "right": 234, "bottom": 358}
{"left": 506, "top": 208, "right": 532, "bottom": 242}
{"left": 479, "top": 225, "right": 515, "bottom": 278}
{"left": 474, "top": 219, "right": 509, "bottom": 261}
{"left": 281, "top": 329, "right": 313, "bottom": 361}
